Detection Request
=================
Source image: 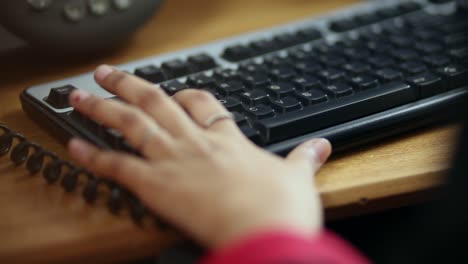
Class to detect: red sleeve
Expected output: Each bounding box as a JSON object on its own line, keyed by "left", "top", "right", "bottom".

{"left": 201, "top": 230, "right": 371, "bottom": 264}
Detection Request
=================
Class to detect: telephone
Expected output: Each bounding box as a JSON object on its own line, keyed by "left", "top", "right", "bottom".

{"left": 0, "top": 0, "right": 164, "bottom": 53}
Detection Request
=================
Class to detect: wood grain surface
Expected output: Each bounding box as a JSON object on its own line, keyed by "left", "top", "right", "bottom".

{"left": 0, "top": 0, "right": 460, "bottom": 263}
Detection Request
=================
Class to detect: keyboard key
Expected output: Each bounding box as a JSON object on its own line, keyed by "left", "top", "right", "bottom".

{"left": 295, "top": 27, "right": 322, "bottom": 41}
{"left": 294, "top": 61, "right": 322, "bottom": 76}
{"left": 244, "top": 104, "right": 276, "bottom": 120}
{"left": 343, "top": 48, "right": 371, "bottom": 60}
{"left": 376, "top": 7, "right": 402, "bottom": 19}
{"left": 238, "top": 63, "right": 268, "bottom": 75}
{"left": 213, "top": 69, "right": 241, "bottom": 82}
{"left": 254, "top": 81, "right": 417, "bottom": 143}
{"left": 263, "top": 55, "right": 292, "bottom": 68}
{"left": 323, "top": 83, "right": 354, "bottom": 98}
{"left": 272, "top": 32, "right": 303, "bottom": 49}
{"left": 375, "top": 68, "right": 404, "bottom": 82}
{"left": 265, "top": 82, "right": 295, "bottom": 99}
{"left": 329, "top": 18, "right": 358, "bottom": 32}
{"left": 397, "top": 2, "right": 422, "bottom": 13}
{"left": 219, "top": 97, "right": 243, "bottom": 112}
{"left": 317, "top": 68, "right": 347, "bottom": 84}
{"left": 269, "top": 67, "right": 297, "bottom": 81}
{"left": 186, "top": 74, "right": 216, "bottom": 88}
{"left": 442, "top": 33, "right": 468, "bottom": 48}
{"left": 349, "top": 75, "right": 380, "bottom": 90}
{"left": 161, "top": 59, "right": 191, "bottom": 79}
{"left": 240, "top": 126, "right": 262, "bottom": 145}
{"left": 319, "top": 54, "right": 347, "bottom": 67}
{"left": 46, "top": 85, "right": 76, "bottom": 109}
{"left": 436, "top": 65, "right": 468, "bottom": 89}
{"left": 240, "top": 89, "right": 270, "bottom": 106}
{"left": 222, "top": 45, "right": 254, "bottom": 62}
{"left": 270, "top": 97, "right": 303, "bottom": 113}
{"left": 249, "top": 39, "right": 278, "bottom": 54}
{"left": 423, "top": 55, "right": 451, "bottom": 67}
{"left": 390, "top": 49, "right": 419, "bottom": 62}
{"left": 414, "top": 42, "right": 443, "bottom": 54}
{"left": 399, "top": 61, "right": 428, "bottom": 75}
{"left": 232, "top": 112, "right": 248, "bottom": 127}
{"left": 343, "top": 62, "right": 371, "bottom": 76}
{"left": 243, "top": 73, "right": 271, "bottom": 89}
{"left": 161, "top": 80, "right": 188, "bottom": 95}
{"left": 134, "top": 65, "right": 166, "bottom": 83}
{"left": 407, "top": 72, "right": 444, "bottom": 98}
{"left": 368, "top": 56, "right": 395, "bottom": 68}
{"left": 295, "top": 89, "right": 329, "bottom": 106}
{"left": 216, "top": 80, "right": 246, "bottom": 96}
{"left": 293, "top": 76, "right": 324, "bottom": 91}
{"left": 449, "top": 48, "right": 468, "bottom": 64}
{"left": 188, "top": 53, "right": 217, "bottom": 72}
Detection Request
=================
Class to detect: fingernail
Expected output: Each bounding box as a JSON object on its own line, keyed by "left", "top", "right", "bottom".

{"left": 306, "top": 138, "right": 332, "bottom": 163}
{"left": 69, "top": 90, "right": 90, "bottom": 104}
{"left": 95, "top": 64, "right": 114, "bottom": 82}
{"left": 68, "top": 138, "right": 90, "bottom": 161}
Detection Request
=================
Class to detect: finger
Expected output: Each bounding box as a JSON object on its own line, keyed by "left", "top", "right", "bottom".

{"left": 69, "top": 90, "right": 175, "bottom": 159}
{"left": 286, "top": 138, "right": 332, "bottom": 174}
{"left": 94, "top": 65, "right": 198, "bottom": 138}
{"left": 68, "top": 138, "right": 159, "bottom": 193}
{"left": 173, "top": 89, "right": 240, "bottom": 134}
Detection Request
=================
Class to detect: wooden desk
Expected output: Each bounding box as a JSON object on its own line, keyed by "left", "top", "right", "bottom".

{"left": 0, "top": 0, "right": 459, "bottom": 263}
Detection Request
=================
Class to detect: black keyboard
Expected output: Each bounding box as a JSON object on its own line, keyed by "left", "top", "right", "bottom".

{"left": 21, "top": 0, "right": 468, "bottom": 155}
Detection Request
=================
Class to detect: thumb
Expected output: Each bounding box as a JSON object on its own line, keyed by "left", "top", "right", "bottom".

{"left": 286, "top": 138, "right": 332, "bottom": 174}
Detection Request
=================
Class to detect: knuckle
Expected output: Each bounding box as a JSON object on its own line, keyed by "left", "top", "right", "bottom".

{"left": 138, "top": 89, "right": 164, "bottom": 110}
{"left": 106, "top": 71, "right": 130, "bottom": 93}
{"left": 119, "top": 108, "right": 143, "bottom": 127}
{"left": 191, "top": 90, "right": 215, "bottom": 102}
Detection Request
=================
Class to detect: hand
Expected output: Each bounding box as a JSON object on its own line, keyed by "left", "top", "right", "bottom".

{"left": 68, "top": 65, "right": 332, "bottom": 249}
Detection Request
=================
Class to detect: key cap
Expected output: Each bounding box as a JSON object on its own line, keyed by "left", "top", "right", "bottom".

{"left": 238, "top": 63, "right": 268, "bottom": 75}
{"left": 243, "top": 73, "right": 271, "bottom": 89}
{"left": 232, "top": 112, "right": 248, "bottom": 127}
{"left": 273, "top": 32, "right": 304, "bottom": 49}
{"left": 407, "top": 72, "right": 444, "bottom": 98}
{"left": 161, "top": 59, "right": 191, "bottom": 79}
{"left": 134, "top": 65, "right": 166, "bottom": 83}
{"left": 449, "top": 48, "right": 468, "bottom": 64}
{"left": 46, "top": 85, "right": 76, "bottom": 109}
{"left": 249, "top": 39, "right": 278, "bottom": 54}
{"left": 213, "top": 69, "right": 241, "bottom": 82}
{"left": 222, "top": 45, "right": 254, "bottom": 62}
{"left": 240, "top": 89, "right": 270, "bottom": 106}
{"left": 343, "top": 62, "right": 371, "bottom": 76}
{"left": 269, "top": 67, "right": 297, "bottom": 81}
{"left": 436, "top": 65, "right": 468, "bottom": 89}
{"left": 329, "top": 18, "right": 359, "bottom": 32}
{"left": 323, "top": 83, "right": 354, "bottom": 98}
{"left": 343, "top": 48, "right": 372, "bottom": 60}
{"left": 399, "top": 61, "right": 428, "bottom": 75}
{"left": 188, "top": 53, "right": 217, "bottom": 72}
{"left": 317, "top": 68, "right": 347, "bottom": 84}
{"left": 368, "top": 56, "right": 395, "bottom": 68}
{"left": 216, "top": 80, "right": 246, "bottom": 97}
{"left": 240, "top": 126, "right": 263, "bottom": 145}
{"left": 295, "top": 89, "right": 329, "bottom": 106}
{"left": 390, "top": 49, "right": 419, "bottom": 62}
{"left": 293, "top": 76, "right": 324, "bottom": 91}
{"left": 219, "top": 97, "right": 243, "bottom": 112}
{"left": 244, "top": 104, "right": 276, "bottom": 120}
{"left": 319, "top": 54, "right": 347, "bottom": 67}
{"left": 253, "top": 81, "right": 417, "bottom": 143}
{"left": 296, "top": 27, "right": 322, "bottom": 41}
{"left": 161, "top": 80, "right": 188, "bottom": 96}
{"left": 423, "top": 55, "right": 451, "bottom": 67}
{"left": 294, "top": 61, "right": 322, "bottom": 76}
{"left": 348, "top": 75, "right": 380, "bottom": 90}
{"left": 186, "top": 74, "right": 216, "bottom": 88}
{"left": 415, "top": 42, "right": 443, "bottom": 54}
{"left": 375, "top": 68, "right": 404, "bottom": 82}
{"left": 270, "top": 97, "right": 303, "bottom": 113}
{"left": 265, "top": 82, "right": 295, "bottom": 99}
